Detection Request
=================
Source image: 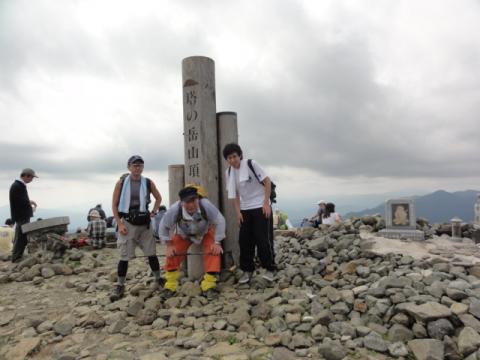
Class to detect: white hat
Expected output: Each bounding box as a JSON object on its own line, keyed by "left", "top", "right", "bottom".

{"left": 317, "top": 200, "right": 326, "bottom": 205}
{"left": 89, "top": 210, "right": 101, "bottom": 218}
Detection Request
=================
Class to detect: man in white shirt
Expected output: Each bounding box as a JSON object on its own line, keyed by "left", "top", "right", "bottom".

{"left": 223, "top": 143, "right": 276, "bottom": 283}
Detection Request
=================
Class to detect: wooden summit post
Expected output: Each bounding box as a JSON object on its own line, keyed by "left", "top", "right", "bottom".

{"left": 182, "top": 56, "right": 219, "bottom": 279}
{"left": 217, "top": 112, "right": 240, "bottom": 268}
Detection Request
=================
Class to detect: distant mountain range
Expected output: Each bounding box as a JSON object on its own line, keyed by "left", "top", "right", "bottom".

{"left": 345, "top": 189, "right": 480, "bottom": 223}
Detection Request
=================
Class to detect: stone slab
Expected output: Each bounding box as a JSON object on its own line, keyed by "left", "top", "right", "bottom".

{"left": 22, "top": 217, "right": 70, "bottom": 234}
{"left": 378, "top": 229, "right": 425, "bottom": 241}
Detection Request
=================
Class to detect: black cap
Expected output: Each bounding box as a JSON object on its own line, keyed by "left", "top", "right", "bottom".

{"left": 127, "top": 155, "right": 144, "bottom": 165}
{"left": 179, "top": 186, "right": 199, "bottom": 202}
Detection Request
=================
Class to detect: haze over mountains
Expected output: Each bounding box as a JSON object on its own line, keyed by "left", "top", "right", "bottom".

{"left": 344, "top": 190, "right": 480, "bottom": 223}
{"left": 0, "top": 189, "right": 478, "bottom": 231}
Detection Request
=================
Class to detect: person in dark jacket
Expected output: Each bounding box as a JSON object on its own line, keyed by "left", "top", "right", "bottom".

{"left": 9, "top": 168, "right": 38, "bottom": 262}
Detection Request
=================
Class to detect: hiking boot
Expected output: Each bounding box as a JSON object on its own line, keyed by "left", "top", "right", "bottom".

{"left": 262, "top": 270, "right": 275, "bottom": 282}
{"left": 110, "top": 283, "right": 125, "bottom": 302}
{"left": 238, "top": 271, "right": 252, "bottom": 284}
{"left": 159, "top": 288, "right": 176, "bottom": 301}
{"left": 202, "top": 288, "right": 219, "bottom": 301}
{"left": 150, "top": 277, "right": 165, "bottom": 290}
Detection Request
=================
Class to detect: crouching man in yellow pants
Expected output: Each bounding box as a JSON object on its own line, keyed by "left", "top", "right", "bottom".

{"left": 157, "top": 186, "right": 225, "bottom": 299}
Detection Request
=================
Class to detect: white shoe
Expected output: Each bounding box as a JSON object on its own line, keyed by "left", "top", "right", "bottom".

{"left": 238, "top": 272, "right": 252, "bottom": 284}
{"left": 262, "top": 271, "right": 275, "bottom": 282}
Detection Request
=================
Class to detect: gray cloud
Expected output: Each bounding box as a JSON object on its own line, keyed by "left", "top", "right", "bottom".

{"left": 1, "top": 0, "right": 480, "bottom": 190}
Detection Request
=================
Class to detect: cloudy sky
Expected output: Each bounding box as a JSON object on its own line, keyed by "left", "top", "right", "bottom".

{"left": 1, "top": 0, "right": 480, "bottom": 215}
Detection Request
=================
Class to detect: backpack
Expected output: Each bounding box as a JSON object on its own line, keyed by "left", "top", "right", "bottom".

{"left": 228, "top": 159, "right": 277, "bottom": 204}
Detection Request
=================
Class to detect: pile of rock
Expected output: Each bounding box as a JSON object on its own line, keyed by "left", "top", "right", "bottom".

{"left": 271, "top": 224, "right": 480, "bottom": 359}
{"left": 0, "top": 248, "right": 101, "bottom": 284}
{"left": 3, "top": 222, "right": 480, "bottom": 359}
{"left": 346, "top": 214, "right": 479, "bottom": 240}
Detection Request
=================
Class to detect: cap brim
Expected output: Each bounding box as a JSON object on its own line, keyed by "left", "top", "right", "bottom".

{"left": 181, "top": 195, "right": 198, "bottom": 202}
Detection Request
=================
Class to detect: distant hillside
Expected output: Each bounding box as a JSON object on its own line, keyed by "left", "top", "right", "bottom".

{"left": 345, "top": 190, "right": 480, "bottom": 223}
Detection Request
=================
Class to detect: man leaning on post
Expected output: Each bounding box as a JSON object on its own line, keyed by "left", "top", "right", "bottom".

{"left": 157, "top": 186, "right": 225, "bottom": 300}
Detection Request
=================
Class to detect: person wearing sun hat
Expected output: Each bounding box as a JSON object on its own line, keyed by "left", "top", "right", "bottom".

{"left": 9, "top": 168, "right": 38, "bottom": 262}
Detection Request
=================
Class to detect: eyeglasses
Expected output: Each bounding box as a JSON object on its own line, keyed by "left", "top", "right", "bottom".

{"left": 130, "top": 164, "right": 144, "bottom": 168}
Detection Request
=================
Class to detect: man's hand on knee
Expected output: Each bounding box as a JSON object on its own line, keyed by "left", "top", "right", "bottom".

{"left": 210, "top": 243, "right": 223, "bottom": 256}
{"left": 165, "top": 243, "right": 176, "bottom": 257}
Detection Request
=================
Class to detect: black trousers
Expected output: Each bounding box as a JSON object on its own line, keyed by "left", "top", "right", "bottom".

{"left": 239, "top": 207, "right": 275, "bottom": 272}
{"left": 12, "top": 219, "right": 30, "bottom": 261}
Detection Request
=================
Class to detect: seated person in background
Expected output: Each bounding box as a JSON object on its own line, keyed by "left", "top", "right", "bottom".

{"left": 86, "top": 210, "right": 107, "bottom": 249}
{"left": 273, "top": 209, "right": 281, "bottom": 230}
{"left": 309, "top": 200, "right": 326, "bottom": 227}
{"left": 0, "top": 219, "right": 15, "bottom": 254}
{"left": 321, "top": 202, "right": 342, "bottom": 225}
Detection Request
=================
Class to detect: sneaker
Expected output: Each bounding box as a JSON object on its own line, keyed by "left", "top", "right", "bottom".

{"left": 262, "top": 271, "right": 275, "bottom": 282}
{"left": 202, "top": 288, "right": 219, "bottom": 301}
{"left": 238, "top": 271, "right": 252, "bottom": 284}
{"left": 110, "top": 283, "right": 125, "bottom": 302}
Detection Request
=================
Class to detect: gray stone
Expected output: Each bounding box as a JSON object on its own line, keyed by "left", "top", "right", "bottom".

{"left": 470, "top": 298, "right": 480, "bottom": 319}
{"left": 412, "top": 323, "right": 428, "bottom": 338}
{"left": 330, "top": 302, "right": 350, "bottom": 315}
{"left": 136, "top": 309, "right": 157, "bottom": 325}
{"left": 388, "top": 342, "right": 409, "bottom": 357}
{"left": 388, "top": 324, "right": 414, "bottom": 342}
{"left": 227, "top": 308, "right": 250, "bottom": 327}
{"left": 37, "top": 320, "right": 54, "bottom": 333}
{"left": 314, "top": 309, "right": 334, "bottom": 325}
{"left": 446, "top": 287, "right": 468, "bottom": 301}
{"left": 127, "top": 300, "right": 144, "bottom": 317}
{"left": 41, "top": 266, "right": 55, "bottom": 279}
{"left": 444, "top": 335, "right": 461, "bottom": 360}
{"left": 328, "top": 321, "right": 356, "bottom": 338}
{"left": 290, "top": 333, "right": 313, "bottom": 348}
{"left": 427, "top": 318, "right": 454, "bottom": 340}
{"left": 459, "top": 314, "right": 480, "bottom": 333}
{"left": 81, "top": 312, "right": 105, "bottom": 328}
{"left": 458, "top": 327, "right": 480, "bottom": 356}
{"left": 363, "top": 332, "right": 389, "bottom": 352}
{"left": 408, "top": 339, "right": 444, "bottom": 360}
{"left": 54, "top": 316, "right": 75, "bottom": 336}
{"left": 403, "top": 301, "right": 452, "bottom": 321}
{"left": 451, "top": 302, "right": 469, "bottom": 315}
{"left": 318, "top": 343, "right": 347, "bottom": 360}
{"left": 180, "top": 281, "right": 202, "bottom": 297}
{"left": 108, "top": 319, "right": 128, "bottom": 334}
{"left": 356, "top": 266, "right": 371, "bottom": 278}
{"left": 271, "top": 347, "right": 297, "bottom": 360}
{"left": 311, "top": 324, "right": 327, "bottom": 340}
{"left": 449, "top": 279, "right": 472, "bottom": 291}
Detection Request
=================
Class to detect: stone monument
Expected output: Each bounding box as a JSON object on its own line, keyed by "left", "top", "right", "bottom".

{"left": 22, "top": 216, "right": 70, "bottom": 258}
{"left": 378, "top": 199, "right": 424, "bottom": 241}
{"left": 167, "top": 56, "right": 239, "bottom": 279}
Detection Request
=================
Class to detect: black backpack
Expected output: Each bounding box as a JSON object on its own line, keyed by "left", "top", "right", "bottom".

{"left": 229, "top": 159, "right": 277, "bottom": 204}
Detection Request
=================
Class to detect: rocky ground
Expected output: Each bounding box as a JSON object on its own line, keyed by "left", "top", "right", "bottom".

{"left": 2, "top": 218, "right": 480, "bottom": 359}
